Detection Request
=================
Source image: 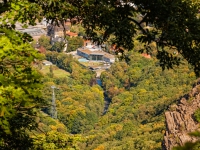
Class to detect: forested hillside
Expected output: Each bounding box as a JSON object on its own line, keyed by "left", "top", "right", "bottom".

{"left": 80, "top": 52, "right": 195, "bottom": 150}
{"left": 0, "top": 30, "right": 197, "bottom": 149}
{"left": 1, "top": 0, "right": 200, "bottom": 150}
{"left": 40, "top": 51, "right": 104, "bottom": 134}
{"left": 38, "top": 49, "right": 195, "bottom": 150}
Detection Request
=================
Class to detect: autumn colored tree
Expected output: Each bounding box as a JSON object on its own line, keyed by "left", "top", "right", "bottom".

{"left": 1, "top": 0, "right": 200, "bottom": 149}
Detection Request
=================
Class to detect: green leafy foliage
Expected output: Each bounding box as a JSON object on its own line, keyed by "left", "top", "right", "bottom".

{"left": 67, "top": 36, "right": 84, "bottom": 52}
{"left": 38, "top": 35, "right": 52, "bottom": 50}
{"left": 41, "top": 63, "right": 104, "bottom": 134}
{"left": 58, "top": 84, "right": 104, "bottom": 134}
{"left": 1, "top": 0, "right": 200, "bottom": 149}
{"left": 70, "top": 24, "right": 86, "bottom": 37}
{"left": 0, "top": 28, "right": 44, "bottom": 149}
{"left": 46, "top": 51, "right": 95, "bottom": 85}
{"left": 194, "top": 108, "right": 200, "bottom": 122}
{"left": 31, "top": 112, "right": 84, "bottom": 150}
{"left": 79, "top": 0, "right": 200, "bottom": 75}
{"left": 51, "top": 41, "right": 65, "bottom": 52}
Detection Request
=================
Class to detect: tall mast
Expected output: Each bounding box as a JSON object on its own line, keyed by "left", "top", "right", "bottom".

{"left": 51, "top": 85, "right": 57, "bottom": 119}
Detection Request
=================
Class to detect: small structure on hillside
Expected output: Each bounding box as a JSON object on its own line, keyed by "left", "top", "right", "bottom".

{"left": 42, "top": 60, "right": 53, "bottom": 66}
{"left": 141, "top": 53, "right": 151, "bottom": 58}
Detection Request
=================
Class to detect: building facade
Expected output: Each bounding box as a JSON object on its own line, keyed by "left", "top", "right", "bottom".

{"left": 77, "top": 46, "right": 115, "bottom": 63}
{"left": 16, "top": 28, "right": 46, "bottom": 41}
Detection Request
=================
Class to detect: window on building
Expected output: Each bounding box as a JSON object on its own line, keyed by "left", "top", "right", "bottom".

{"left": 91, "top": 55, "right": 103, "bottom": 61}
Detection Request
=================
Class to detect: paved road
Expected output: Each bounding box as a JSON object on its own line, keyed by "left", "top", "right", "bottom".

{"left": 95, "top": 69, "right": 105, "bottom": 77}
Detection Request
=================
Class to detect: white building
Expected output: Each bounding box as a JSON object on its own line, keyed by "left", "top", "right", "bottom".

{"left": 77, "top": 45, "right": 115, "bottom": 63}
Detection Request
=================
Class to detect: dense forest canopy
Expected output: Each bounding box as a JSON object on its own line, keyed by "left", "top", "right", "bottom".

{"left": 87, "top": 51, "right": 196, "bottom": 150}
{"left": 1, "top": 0, "right": 200, "bottom": 149}
{"left": 40, "top": 49, "right": 196, "bottom": 150}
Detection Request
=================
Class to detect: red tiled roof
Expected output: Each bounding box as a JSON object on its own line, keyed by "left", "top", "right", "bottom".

{"left": 66, "top": 32, "right": 78, "bottom": 36}
{"left": 142, "top": 53, "right": 151, "bottom": 58}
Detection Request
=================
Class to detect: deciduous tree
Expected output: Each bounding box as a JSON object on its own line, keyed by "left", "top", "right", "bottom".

{"left": 0, "top": 28, "right": 44, "bottom": 149}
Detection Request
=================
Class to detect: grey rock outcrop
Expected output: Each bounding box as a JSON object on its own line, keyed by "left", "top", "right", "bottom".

{"left": 162, "top": 84, "right": 200, "bottom": 150}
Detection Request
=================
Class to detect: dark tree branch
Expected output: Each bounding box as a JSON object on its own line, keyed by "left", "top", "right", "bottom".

{"left": 128, "top": 17, "right": 149, "bottom": 35}
{"left": 139, "top": 14, "right": 148, "bottom": 25}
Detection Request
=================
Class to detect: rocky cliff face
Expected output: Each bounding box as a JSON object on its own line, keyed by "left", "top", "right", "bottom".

{"left": 162, "top": 83, "right": 200, "bottom": 150}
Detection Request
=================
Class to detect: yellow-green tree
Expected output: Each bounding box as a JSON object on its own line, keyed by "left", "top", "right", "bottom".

{"left": 0, "top": 28, "right": 44, "bottom": 149}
